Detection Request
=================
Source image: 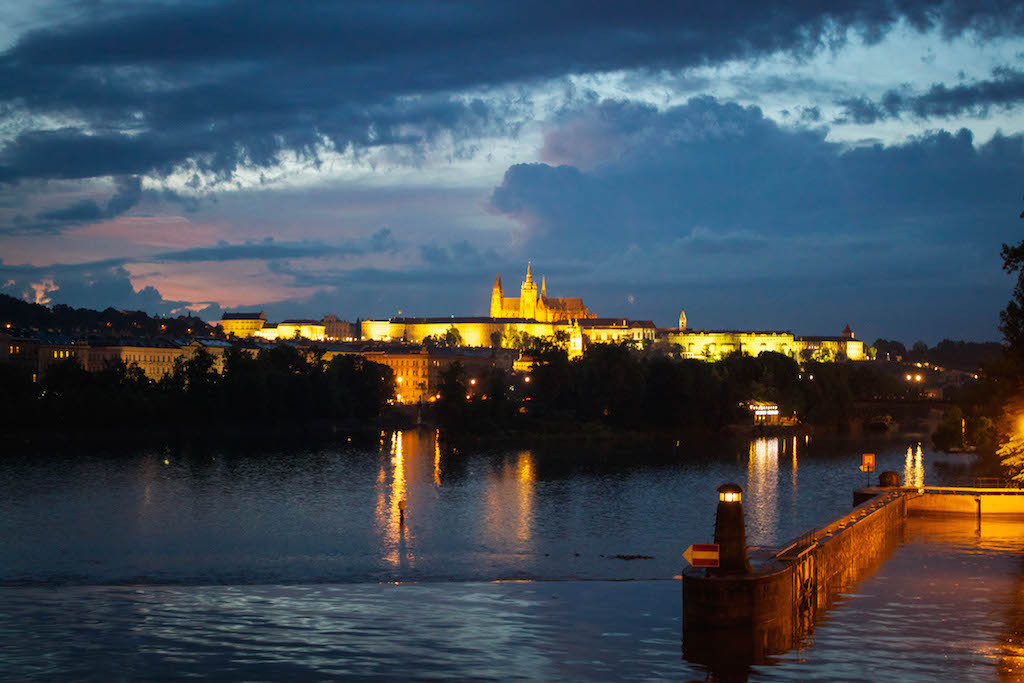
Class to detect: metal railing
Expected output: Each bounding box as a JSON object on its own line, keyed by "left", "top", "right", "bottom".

{"left": 902, "top": 484, "right": 1024, "bottom": 495}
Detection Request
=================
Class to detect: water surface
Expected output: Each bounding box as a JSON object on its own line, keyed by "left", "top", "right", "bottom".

{"left": 1, "top": 431, "right": 1017, "bottom": 680}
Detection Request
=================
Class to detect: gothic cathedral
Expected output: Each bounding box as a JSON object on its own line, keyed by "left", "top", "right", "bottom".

{"left": 490, "top": 263, "right": 594, "bottom": 323}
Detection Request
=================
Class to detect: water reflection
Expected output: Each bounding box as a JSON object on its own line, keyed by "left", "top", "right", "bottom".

{"left": 433, "top": 429, "right": 441, "bottom": 487}
{"left": 746, "top": 437, "right": 779, "bottom": 544}
{"left": 0, "top": 431, "right": 977, "bottom": 586}
{"left": 378, "top": 431, "right": 412, "bottom": 570}
{"left": 483, "top": 450, "right": 536, "bottom": 551}
{"left": 904, "top": 443, "right": 925, "bottom": 488}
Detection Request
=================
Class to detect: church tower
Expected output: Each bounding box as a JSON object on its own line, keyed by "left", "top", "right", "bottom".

{"left": 490, "top": 275, "right": 504, "bottom": 318}
{"left": 519, "top": 262, "right": 537, "bottom": 320}
{"left": 679, "top": 309, "right": 687, "bottom": 331}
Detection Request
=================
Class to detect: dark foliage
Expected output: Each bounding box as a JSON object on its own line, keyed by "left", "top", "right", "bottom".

{"left": 442, "top": 343, "right": 903, "bottom": 433}
{"left": 0, "top": 293, "right": 212, "bottom": 337}
{"left": 0, "top": 348, "right": 394, "bottom": 437}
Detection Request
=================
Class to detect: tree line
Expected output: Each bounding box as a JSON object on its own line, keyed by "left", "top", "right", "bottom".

{"left": 0, "top": 293, "right": 212, "bottom": 338}
{"left": 433, "top": 343, "right": 909, "bottom": 434}
{"left": 0, "top": 346, "right": 394, "bottom": 439}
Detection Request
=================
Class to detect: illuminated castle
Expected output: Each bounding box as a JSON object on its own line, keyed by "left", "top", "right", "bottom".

{"left": 490, "top": 262, "right": 594, "bottom": 322}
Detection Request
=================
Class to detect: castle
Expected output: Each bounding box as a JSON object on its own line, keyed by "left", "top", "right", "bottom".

{"left": 360, "top": 263, "right": 864, "bottom": 361}
{"left": 490, "top": 262, "right": 594, "bottom": 322}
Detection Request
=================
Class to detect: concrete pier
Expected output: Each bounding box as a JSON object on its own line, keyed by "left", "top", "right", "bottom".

{"left": 683, "top": 482, "right": 1024, "bottom": 668}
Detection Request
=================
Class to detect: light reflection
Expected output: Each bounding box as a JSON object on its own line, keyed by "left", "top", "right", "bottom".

{"left": 433, "top": 429, "right": 441, "bottom": 487}
{"left": 376, "top": 431, "right": 413, "bottom": 570}
{"left": 904, "top": 443, "right": 925, "bottom": 488}
{"left": 746, "top": 437, "right": 779, "bottom": 544}
{"left": 483, "top": 450, "right": 536, "bottom": 549}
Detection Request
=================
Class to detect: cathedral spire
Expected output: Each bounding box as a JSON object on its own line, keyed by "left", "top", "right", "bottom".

{"left": 525, "top": 260, "right": 533, "bottom": 284}
{"left": 541, "top": 275, "right": 546, "bottom": 298}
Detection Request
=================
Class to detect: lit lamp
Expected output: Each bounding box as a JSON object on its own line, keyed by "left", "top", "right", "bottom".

{"left": 712, "top": 483, "right": 752, "bottom": 576}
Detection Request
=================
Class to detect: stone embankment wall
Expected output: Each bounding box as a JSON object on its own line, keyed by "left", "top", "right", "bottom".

{"left": 808, "top": 491, "right": 906, "bottom": 611}
{"left": 907, "top": 488, "right": 1024, "bottom": 516}
{"left": 684, "top": 485, "right": 1024, "bottom": 664}
{"left": 683, "top": 490, "right": 907, "bottom": 641}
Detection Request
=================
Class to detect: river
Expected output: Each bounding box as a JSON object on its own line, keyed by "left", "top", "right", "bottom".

{"left": 0, "top": 431, "right": 1018, "bottom": 680}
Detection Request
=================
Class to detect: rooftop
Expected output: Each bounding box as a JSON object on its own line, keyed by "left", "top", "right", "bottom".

{"left": 221, "top": 312, "right": 265, "bottom": 321}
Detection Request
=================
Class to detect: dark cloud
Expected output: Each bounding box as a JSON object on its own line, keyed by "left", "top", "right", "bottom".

{"left": 489, "top": 97, "right": 1024, "bottom": 256}
{"left": 419, "top": 239, "right": 502, "bottom": 268}
{"left": 35, "top": 198, "right": 104, "bottom": 222}
{"left": 800, "top": 106, "right": 822, "bottom": 122}
{"left": 838, "top": 67, "right": 1024, "bottom": 123}
{"left": 150, "top": 228, "right": 397, "bottom": 264}
{"left": 836, "top": 96, "right": 886, "bottom": 124}
{"left": 3, "top": 0, "right": 1022, "bottom": 188}
{"left": 31, "top": 175, "right": 143, "bottom": 229}
{"left": 0, "top": 262, "right": 187, "bottom": 314}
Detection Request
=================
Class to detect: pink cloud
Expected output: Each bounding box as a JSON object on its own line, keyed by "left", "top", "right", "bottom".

{"left": 76, "top": 216, "right": 233, "bottom": 249}
{"left": 125, "top": 259, "right": 329, "bottom": 308}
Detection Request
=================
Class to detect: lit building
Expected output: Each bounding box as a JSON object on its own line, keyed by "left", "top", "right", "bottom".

{"left": 221, "top": 311, "right": 267, "bottom": 338}
{"left": 664, "top": 329, "right": 796, "bottom": 360}
{"left": 793, "top": 325, "right": 865, "bottom": 361}
{"left": 578, "top": 318, "right": 656, "bottom": 345}
{"left": 86, "top": 339, "right": 183, "bottom": 379}
{"left": 661, "top": 313, "right": 864, "bottom": 361}
{"left": 4, "top": 334, "right": 40, "bottom": 381}
{"left": 38, "top": 334, "right": 87, "bottom": 380}
{"left": 321, "top": 344, "right": 512, "bottom": 403}
{"left": 252, "top": 319, "right": 327, "bottom": 342}
{"left": 490, "top": 263, "right": 594, "bottom": 322}
{"left": 362, "top": 266, "right": 859, "bottom": 362}
{"left": 322, "top": 315, "right": 357, "bottom": 341}
{"left": 182, "top": 338, "right": 240, "bottom": 373}
{"left": 362, "top": 265, "right": 651, "bottom": 348}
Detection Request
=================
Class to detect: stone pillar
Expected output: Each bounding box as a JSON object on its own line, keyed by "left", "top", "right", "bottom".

{"left": 711, "top": 483, "right": 752, "bottom": 575}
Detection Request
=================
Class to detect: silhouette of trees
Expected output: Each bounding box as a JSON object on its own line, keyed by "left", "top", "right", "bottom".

{"left": 1, "top": 348, "right": 395, "bottom": 440}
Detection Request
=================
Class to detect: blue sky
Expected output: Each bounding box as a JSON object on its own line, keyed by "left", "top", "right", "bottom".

{"left": 1, "top": 1, "right": 1023, "bottom": 343}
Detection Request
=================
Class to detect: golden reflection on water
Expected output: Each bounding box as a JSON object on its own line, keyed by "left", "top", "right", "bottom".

{"left": 377, "top": 431, "right": 412, "bottom": 569}
{"left": 433, "top": 429, "right": 441, "bottom": 487}
{"left": 747, "top": 437, "right": 779, "bottom": 543}
{"left": 904, "top": 443, "right": 925, "bottom": 488}
{"left": 483, "top": 450, "right": 536, "bottom": 549}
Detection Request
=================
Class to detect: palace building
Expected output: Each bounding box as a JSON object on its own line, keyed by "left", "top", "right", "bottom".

{"left": 360, "top": 264, "right": 864, "bottom": 361}
{"left": 490, "top": 262, "right": 594, "bottom": 322}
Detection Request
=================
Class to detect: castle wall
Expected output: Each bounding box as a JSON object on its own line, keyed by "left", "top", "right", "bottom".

{"left": 666, "top": 331, "right": 795, "bottom": 360}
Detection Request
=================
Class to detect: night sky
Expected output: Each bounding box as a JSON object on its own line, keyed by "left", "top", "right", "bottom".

{"left": 2, "top": 1, "right": 1023, "bottom": 343}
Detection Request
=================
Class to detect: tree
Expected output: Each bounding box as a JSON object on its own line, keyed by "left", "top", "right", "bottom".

{"left": 932, "top": 405, "right": 964, "bottom": 452}
{"left": 995, "top": 235, "right": 1024, "bottom": 479}
{"left": 998, "top": 395, "right": 1024, "bottom": 483}
{"left": 443, "top": 325, "right": 463, "bottom": 348}
{"left": 1000, "top": 238, "right": 1024, "bottom": 364}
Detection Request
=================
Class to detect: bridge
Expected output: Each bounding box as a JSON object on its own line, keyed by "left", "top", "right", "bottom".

{"left": 682, "top": 482, "right": 1024, "bottom": 674}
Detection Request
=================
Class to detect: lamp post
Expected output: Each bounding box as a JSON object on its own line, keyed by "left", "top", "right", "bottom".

{"left": 712, "top": 483, "right": 752, "bottom": 575}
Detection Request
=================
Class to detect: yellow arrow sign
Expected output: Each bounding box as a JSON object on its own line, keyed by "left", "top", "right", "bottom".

{"left": 683, "top": 543, "right": 720, "bottom": 568}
